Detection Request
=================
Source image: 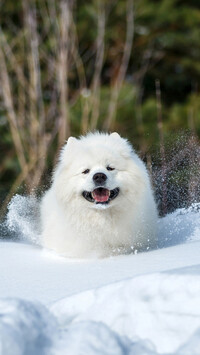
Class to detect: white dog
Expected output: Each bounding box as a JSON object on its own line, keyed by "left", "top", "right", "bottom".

{"left": 40, "top": 132, "right": 157, "bottom": 258}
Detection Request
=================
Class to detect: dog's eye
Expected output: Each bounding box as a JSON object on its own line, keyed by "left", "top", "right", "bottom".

{"left": 106, "top": 166, "right": 115, "bottom": 171}
{"left": 82, "top": 169, "right": 90, "bottom": 174}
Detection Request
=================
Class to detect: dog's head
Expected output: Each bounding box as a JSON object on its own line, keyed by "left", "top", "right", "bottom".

{"left": 53, "top": 132, "right": 147, "bottom": 210}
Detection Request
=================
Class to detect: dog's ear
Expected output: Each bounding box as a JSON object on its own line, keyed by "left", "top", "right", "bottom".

{"left": 110, "top": 132, "right": 120, "bottom": 139}
{"left": 67, "top": 136, "right": 77, "bottom": 148}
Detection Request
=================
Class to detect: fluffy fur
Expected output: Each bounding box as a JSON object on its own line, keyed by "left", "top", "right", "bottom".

{"left": 40, "top": 132, "right": 157, "bottom": 258}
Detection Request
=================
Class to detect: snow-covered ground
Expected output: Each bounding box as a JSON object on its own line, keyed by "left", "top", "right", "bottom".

{"left": 0, "top": 198, "right": 200, "bottom": 354}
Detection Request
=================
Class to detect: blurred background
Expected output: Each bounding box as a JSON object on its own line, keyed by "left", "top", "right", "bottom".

{"left": 0, "top": 0, "right": 200, "bottom": 217}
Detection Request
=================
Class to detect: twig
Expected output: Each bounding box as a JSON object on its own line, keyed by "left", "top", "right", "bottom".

{"left": 90, "top": 1, "right": 105, "bottom": 130}
{"left": 104, "top": 0, "right": 134, "bottom": 130}
{"left": 0, "top": 43, "right": 27, "bottom": 172}
{"left": 57, "top": 0, "right": 71, "bottom": 146}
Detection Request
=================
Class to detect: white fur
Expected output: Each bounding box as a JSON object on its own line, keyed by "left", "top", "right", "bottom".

{"left": 40, "top": 132, "right": 157, "bottom": 258}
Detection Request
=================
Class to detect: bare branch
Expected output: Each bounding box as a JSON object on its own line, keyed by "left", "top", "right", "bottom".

{"left": 0, "top": 42, "right": 27, "bottom": 171}
{"left": 104, "top": 0, "right": 134, "bottom": 130}
{"left": 90, "top": 1, "right": 105, "bottom": 130}
{"left": 57, "top": 0, "right": 71, "bottom": 147}
{"left": 23, "top": 0, "right": 45, "bottom": 143}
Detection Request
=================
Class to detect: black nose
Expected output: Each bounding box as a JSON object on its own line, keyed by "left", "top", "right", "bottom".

{"left": 93, "top": 172, "right": 107, "bottom": 185}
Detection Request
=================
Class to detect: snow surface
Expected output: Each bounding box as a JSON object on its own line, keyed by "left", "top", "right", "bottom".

{"left": 0, "top": 200, "right": 200, "bottom": 354}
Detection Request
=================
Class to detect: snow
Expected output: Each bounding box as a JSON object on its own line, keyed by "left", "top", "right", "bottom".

{"left": 0, "top": 200, "right": 200, "bottom": 354}
{"left": 0, "top": 299, "right": 56, "bottom": 355}
{"left": 51, "top": 266, "right": 200, "bottom": 353}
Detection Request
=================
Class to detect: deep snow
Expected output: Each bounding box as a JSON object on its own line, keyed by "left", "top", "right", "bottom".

{"left": 0, "top": 199, "right": 200, "bottom": 354}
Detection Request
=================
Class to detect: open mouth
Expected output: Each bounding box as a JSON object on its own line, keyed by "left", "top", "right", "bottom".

{"left": 82, "top": 187, "right": 120, "bottom": 204}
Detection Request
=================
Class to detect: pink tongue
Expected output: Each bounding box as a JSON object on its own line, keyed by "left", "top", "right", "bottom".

{"left": 93, "top": 189, "right": 109, "bottom": 202}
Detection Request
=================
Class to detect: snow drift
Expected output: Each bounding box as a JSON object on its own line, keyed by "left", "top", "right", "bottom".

{"left": 0, "top": 201, "right": 200, "bottom": 354}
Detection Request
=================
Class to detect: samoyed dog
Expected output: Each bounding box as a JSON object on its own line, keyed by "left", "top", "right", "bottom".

{"left": 40, "top": 132, "right": 157, "bottom": 258}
